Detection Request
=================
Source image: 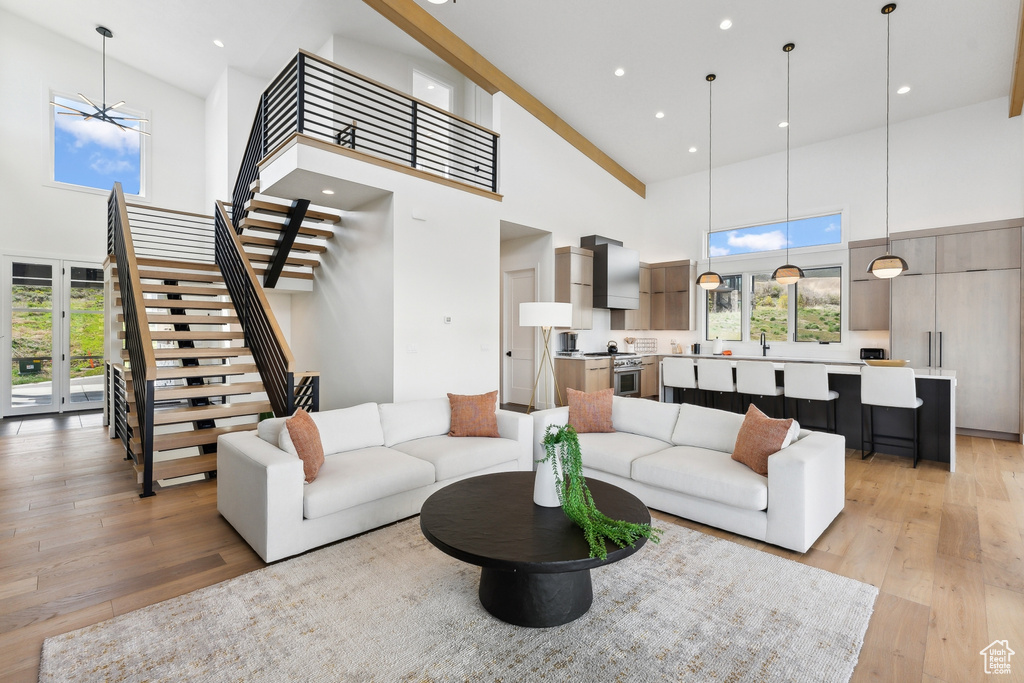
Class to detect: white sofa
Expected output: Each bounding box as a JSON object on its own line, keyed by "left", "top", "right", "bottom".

{"left": 218, "top": 398, "right": 533, "bottom": 562}
{"left": 531, "top": 397, "right": 845, "bottom": 552}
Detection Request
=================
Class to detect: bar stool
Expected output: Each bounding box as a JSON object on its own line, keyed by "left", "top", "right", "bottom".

{"left": 661, "top": 357, "right": 698, "bottom": 405}
{"left": 783, "top": 363, "right": 839, "bottom": 432}
{"left": 861, "top": 366, "right": 924, "bottom": 467}
{"left": 736, "top": 361, "right": 784, "bottom": 417}
{"left": 697, "top": 358, "right": 738, "bottom": 412}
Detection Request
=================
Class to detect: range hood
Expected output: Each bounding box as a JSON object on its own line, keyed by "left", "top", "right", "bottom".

{"left": 581, "top": 235, "right": 639, "bottom": 310}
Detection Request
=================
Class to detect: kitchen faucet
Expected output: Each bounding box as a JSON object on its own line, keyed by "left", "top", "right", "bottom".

{"left": 760, "top": 331, "right": 770, "bottom": 357}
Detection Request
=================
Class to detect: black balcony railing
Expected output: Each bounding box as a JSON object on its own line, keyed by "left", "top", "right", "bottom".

{"left": 232, "top": 50, "right": 499, "bottom": 232}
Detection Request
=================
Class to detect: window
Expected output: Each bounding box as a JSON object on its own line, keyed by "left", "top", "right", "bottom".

{"left": 52, "top": 94, "right": 143, "bottom": 195}
{"left": 709, "top": 213, "right": 842, "bottom": 257}
{"left": 750, "top": 273, "right": 788, "bottom": 341}
{"left": 795, "top": 267, "right": 841, "bottom": 342}
{"left": 706, "top": 274, "right": 742, "bottom": 341}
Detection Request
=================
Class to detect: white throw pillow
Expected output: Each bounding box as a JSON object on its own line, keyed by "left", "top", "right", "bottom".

{"left": 257, "top": 417, "right": 287, "bottom": 445}
{"left": 379, "top": 398, "right": 451, "bottom": 447}
{"left": 781, "top": 420, "right": 801, "bottom": 449}
{"left": 611, "top": 396, "right": 680, "bottom": 443}
{"left": 671, "top": 403, "right": 746, "bottom": 452}
{"left": 311, "top": 402, "right": 385, "bottom": 454}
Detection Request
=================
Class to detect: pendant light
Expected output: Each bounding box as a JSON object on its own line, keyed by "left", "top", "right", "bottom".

{"left": 772, "top": 43, "right": 805, "bottom": 286}
{"left": 696, "top": 73, "right": 723, "bottom": 291}
{"left": 868, "top": 3, "right": 909, "bottom": 279}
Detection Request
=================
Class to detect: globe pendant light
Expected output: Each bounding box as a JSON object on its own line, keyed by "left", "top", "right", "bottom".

{"left": 696, "top": 73, "right": 723, "bottom": 291}
{"left": 772, "top": 43, "right": 805, "bottom": 286}
{"left": 868, "top": 3, "right": 909, "bottom": 279}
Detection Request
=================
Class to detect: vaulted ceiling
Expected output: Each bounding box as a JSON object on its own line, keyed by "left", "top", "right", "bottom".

{"left": 4, "top": 0, "right": 1021, "bottom": 186}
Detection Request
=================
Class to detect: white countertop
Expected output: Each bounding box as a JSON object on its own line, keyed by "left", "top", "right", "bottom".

{"left": 659, "top": 353, "right": 956, "bottom": 380}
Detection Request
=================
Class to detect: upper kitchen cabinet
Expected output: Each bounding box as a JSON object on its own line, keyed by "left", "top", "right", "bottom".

{"left": 935, "top": 228, "right": 1021, "bottom": 273}
{"left": 849, "top": 239, "right": 891, "bottom": 331}
{"left": 649, "top": 260, "right": 692, "bottom": 330}
{"left": 611, "top": 264, "right": 651, "bottom": 330}
{"left": 554, "top": 246, "right": 594, "bottom": 330}
{"left": 889, "top": 236, "right": 935, "bottom": 275}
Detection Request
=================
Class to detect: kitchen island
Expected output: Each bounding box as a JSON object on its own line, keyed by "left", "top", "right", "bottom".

{"left": 660, "top": 354, "right": 957, "bottom": 471}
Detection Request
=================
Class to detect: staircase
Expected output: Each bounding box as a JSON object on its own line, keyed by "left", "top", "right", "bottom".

{"left": 234, "top": 181, "right": 342, "bottom": 287}
{"left": 111, "top": 257, "right": 271, "bottom": 486}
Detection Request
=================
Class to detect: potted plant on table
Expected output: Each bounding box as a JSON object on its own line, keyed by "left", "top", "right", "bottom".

{"left": 538, "top": 424, "right": 661, "bottom": 560}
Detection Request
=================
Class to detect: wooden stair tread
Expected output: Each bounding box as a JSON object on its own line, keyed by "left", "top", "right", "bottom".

{"left": 122, "top": 347, "right": 250, "bottom": 361}
{"left": 154, "top": 381, "right": 265, "bottom": 401}
{"left": 239, "top": 235, "right": 328, "bottom": 253}
{"left": 238, "top": 216, "right": 334, "bottom": 239}
{"left": 115, "top": 268, "right": 225, "bottom": 284}
{"left": 244, "top": 252, "right": 320, "bottom": 268}
{"left": 134, "top": 453, "right": 219, "bottom": 484}
{"left": 139, "top": 299, "right": 235, "bottom": 310}
{"left": 140, "top": 314, "right": 240, "bottom": 325}
{"left": 132, "top": 424, "right": 256, "bottom": 453}
{"left": 145, "top": 331, "right": 245, "bottom": 341}
{"left": 150, "top": 400, "right": 273, "bottom": 425}
{"left": 136, "top": 284, "right": 227, "bottom": 296}
{"left": 134, "top": 257, "right": 221, "bottom": 272}
{"left": 246, "top": 196, "right": 342, "bottom": 223}
{"left": 153, "top": 363, "right": 259, "bottom": 380}
{"left": 252, "top": 268, "right": 315, "bottom": 281}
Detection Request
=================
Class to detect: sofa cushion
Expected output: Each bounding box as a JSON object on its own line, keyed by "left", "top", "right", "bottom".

{"left": 257, "top": 417, "right": 286, "bottom": 445}
{"left": 568, "top": 388, "right": 614, "bottom": 433}
{"left": 631, "top": 446, "right": 769, "bottom": 511}
{"left": 313, "top": 403, "right": 385, "bottom": 454}
{"left": 302, "top": 446, "right": 436, "bottom": 519}
{"left": 392, "top": 435, "right": 520, "bottom": 481}
{"left": 732, "top": 404, "right": 794, "bottom": 476}
{"left": 612, "top": 396, "right": 682, "bottom": 443}
{"left": 447, "top": 391, "right": 500, "bottom": 437}
{"left": 577, "top": 431, "right": 672, "bottom": 479}
{"left": 280, "top": 408, "right": 324, "bottom": 484}
{"left": 672, "top": 403, "right": 745, "bottom": 452}
{"left": 379, "top": 398, "right": 451, "bottom": 447}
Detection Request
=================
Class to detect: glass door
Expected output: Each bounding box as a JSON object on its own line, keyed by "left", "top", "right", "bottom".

{"left": 2, "top": 257, "right": 105, "bottom": 416}
{"left": 64, "top": 263, "right": 105, "bottom": 411}
{"left": 4, "top": 258, "right": 61, "bottom": 416}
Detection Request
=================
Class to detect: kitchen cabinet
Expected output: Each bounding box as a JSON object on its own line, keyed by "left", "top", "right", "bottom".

{"left": 611, "top": 264, "right": 651, "bottom": 330}
{"left": 555, "top": 246, "right": 593, "bottom": 330}
{"left": 889, "top": 224, "right": 1023, "bottom": 436}
{"left": 649, "top": 260, "right": 692, "bottom": 330}
{"left": 848, "top": 240, "right": 891, "bottom": 330}
{"left": 640, "top": 355, "right": 658, "bottom": 398}
{"left": 554, "top": 357, "right": 611, "bottom": 406}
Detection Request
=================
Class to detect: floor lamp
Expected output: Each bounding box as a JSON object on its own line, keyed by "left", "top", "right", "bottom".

{"left": 519, "top": 302, "right": 573, "bottom": 413}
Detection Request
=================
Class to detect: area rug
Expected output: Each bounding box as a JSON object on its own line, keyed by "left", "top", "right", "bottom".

{"left": 40, "top": 518, "right": 877, "bottom": 682}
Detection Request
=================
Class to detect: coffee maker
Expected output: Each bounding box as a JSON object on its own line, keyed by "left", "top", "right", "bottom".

{"left": 559, "top": 332, "right": 578, "bottom": 354}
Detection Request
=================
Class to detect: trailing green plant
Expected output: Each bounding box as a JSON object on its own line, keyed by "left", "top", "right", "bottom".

{"left": 540, "top": 423, "right": 661, "bottom": 560}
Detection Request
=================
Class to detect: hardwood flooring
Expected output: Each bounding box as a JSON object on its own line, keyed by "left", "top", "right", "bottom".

{"left": 0, "top": 423, "right": 1021, "bottom": 681}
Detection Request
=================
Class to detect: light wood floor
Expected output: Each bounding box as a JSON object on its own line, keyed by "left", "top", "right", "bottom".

{"left": 0, "top": 424, "right": 1021, "bottom": 682}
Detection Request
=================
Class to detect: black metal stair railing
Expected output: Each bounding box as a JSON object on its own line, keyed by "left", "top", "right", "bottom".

{"left": 230, "top": 51, "right": 499, "bottom": 233}
{"left": 214, "top": 200, "right": 307, "bottom": 417}
{"left": 108, "top": 183, "right": 158, "bottom": 497}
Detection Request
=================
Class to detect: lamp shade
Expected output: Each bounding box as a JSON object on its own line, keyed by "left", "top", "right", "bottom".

{"left": 867, "top": 253, "right": 908, "bottom": 279}
{"left": 772, "top": 264, "right": 805, "bottom": 286}
{"left": 519, "top": 301, "right": 573, "bottom": 328}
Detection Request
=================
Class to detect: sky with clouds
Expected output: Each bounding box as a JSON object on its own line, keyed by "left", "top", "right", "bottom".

{"left": 53, "top": 96, "right": 141, "bottom": 195}
{"left": 709, "top": 214, "right": 841, "bottom": 257}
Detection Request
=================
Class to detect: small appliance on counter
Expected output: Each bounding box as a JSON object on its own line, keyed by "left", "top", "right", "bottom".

{"left": 860, "top": 348, "right": 885, "bottom": 360}
{"left": 712, "top": 337, "right": 724, "bottom": 355}
{"left": 691, "top": 343, "right": 701, "bottom": 354}
{"left": 560, "top": 332, "right": 578, "bottom": 354}
{"left": 607, "top": 340, "right": 619, "bottom": 354}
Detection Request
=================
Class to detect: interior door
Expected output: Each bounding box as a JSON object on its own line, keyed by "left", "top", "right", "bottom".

{"left": 890, "top": 273, "right": 936, "bottom": 368}
{"left": 503, "top": 268, "right": 536, "bottom": 405}
{"left": 4, "top": 257, "right": 61, "bottom": 416}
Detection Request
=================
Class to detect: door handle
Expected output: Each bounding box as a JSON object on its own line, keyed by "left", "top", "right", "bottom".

{"left": 938, "top": 331, "right": 942, "bottom": 368}
{"left": 927, "top": 331, "right": 932, "bottom": 367}
{"left": 506, "top": 351, "right": 512, "bottom": 357}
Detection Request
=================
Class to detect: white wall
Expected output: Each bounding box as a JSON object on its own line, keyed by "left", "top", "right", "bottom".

{"left": 205, "top": 67, "right": 266, "bottom": 207}
{"left": 0, "top": 9, "right": 207, "bottom": 263}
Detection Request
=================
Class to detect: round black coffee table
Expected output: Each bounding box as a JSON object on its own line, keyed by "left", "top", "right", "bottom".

{"left": 419, "top": 471, "right": 650, "bottom": 628}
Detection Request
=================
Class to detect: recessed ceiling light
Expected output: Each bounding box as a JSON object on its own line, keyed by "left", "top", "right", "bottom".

{"left": 427, "top": 84, "right": 435, "bottom": 90}
{"left": 897, "top": 85, "right": 911, "bottom": 94}
{"left": 426, "top": 0, "right": 448, "bottom": 4}
{"left": 322, "top": 189, "right": 335, "bottom": 195}
{"left": 720, "top": 19, "right": 733, "bottom": 30}
{"left": 655, "top": 112, "right": 665, "bottom": 119}
{"left": 778, "top": 121, "right": 789, "bottom": 128}
{"left": 213, "top": 39, "right": 224, "bottom": 48}
{"left": 614, "top": 67, "right": 625, "bottom": 77}
{"left": 689, "top": 147, "right": 698, "bottom": 153}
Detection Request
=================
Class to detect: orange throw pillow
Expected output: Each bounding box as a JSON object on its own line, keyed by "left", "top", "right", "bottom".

{"left": 567, "top": 387, "right": 614, "bottom": 433}
{"left": 284, "top": 408, "right": 325, "bottom": 483}
{"left": 732, "top": 404, "right": 794, "bottom": 476}
{"left": 448, "top": 391, "right": 500, "bottom": 437}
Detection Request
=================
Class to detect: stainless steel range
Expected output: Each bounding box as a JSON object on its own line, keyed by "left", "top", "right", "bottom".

{"left": 583, "top": 352, "right": 642, "bottom": 397}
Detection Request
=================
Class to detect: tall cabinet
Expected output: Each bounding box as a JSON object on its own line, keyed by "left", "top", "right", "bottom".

{"left": 554, "top": 246, "right": 594, "bottom": 330}
{"left": 890, "top": 224, "right": 1022, "bottom": 436}
{"left": 649, "top": 260, "right": 693, "bottom": 331}
{"left": 611, "top": 264, "right": 651, "bottom": 330}
{"left": 848, "top": 238, "right": 891, "bottom": 331}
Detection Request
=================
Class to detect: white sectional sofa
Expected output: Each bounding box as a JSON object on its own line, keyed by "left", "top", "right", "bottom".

{"left": 218, "top": 398, "right": 533, "bottom": 562}
{"left": 531, "top": 397, "right": 845, "bottom": 552}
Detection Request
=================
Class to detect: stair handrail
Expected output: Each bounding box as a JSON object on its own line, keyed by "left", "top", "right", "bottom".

{"left": 213, "top": 200, "right": 301, "bottom": 417}
{"left": 108, "top": 182, "right": 158, "bottom": 496}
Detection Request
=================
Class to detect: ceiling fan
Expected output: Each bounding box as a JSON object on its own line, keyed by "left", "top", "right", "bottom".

{"left": 51, "top": 26, "right": 149, "bottom": 136}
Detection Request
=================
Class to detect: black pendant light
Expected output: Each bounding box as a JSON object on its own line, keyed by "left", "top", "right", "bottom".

{"left": 696, "top": 73, "right": 723, "bottom": 291}
{"left": 772, "top": 43, "right": 805, "bottom": 286}
{"left": 868, "top": 3, "right": 909, "bottom": 279}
